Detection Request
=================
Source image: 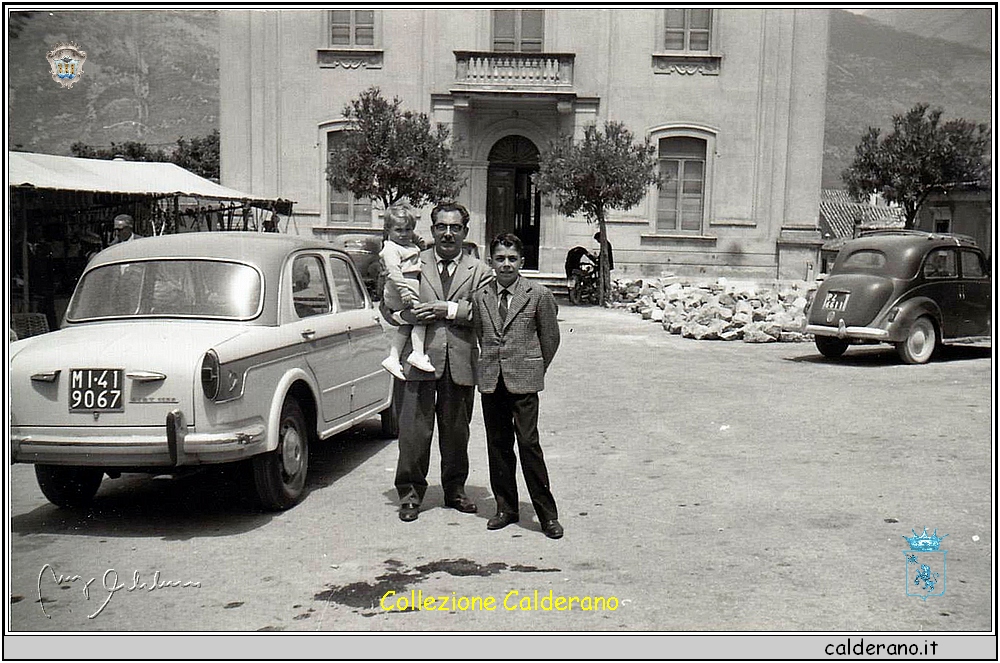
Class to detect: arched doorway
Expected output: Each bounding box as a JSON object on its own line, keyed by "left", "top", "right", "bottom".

{"left": 486, "top": 135, "right": 541, "bottom": 269}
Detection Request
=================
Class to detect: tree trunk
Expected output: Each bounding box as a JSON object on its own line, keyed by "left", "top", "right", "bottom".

{"left": 597, "top": 214, "right": 609, "bottom": 307}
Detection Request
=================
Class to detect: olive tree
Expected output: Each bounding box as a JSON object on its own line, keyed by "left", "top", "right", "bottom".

{"left": 535, "top": 121, "right": 660, "bottom": 305}
{"left": 326, "top": 87, "right": 463, "bottom": 210}
{"left": 842, "top": 103, "right": 990, "bottom": 228}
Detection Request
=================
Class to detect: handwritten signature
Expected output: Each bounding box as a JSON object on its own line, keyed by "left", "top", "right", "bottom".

{"left": 37, "top": 564, "right": 201, "bottom": 619}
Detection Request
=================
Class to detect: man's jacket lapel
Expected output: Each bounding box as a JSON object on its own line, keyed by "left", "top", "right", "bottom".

{"left": 448, "top": 254, "right": 476, "bottom": 301}
{"left": 421, "top": 249, "right": 444, "bottom": 300}
{"left": 483, "top": 282, "right": 502, "bottom": 334}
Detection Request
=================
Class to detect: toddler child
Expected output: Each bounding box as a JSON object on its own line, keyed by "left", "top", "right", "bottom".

{"left": 379, "top": 207, "right": 435, "bottom": 379}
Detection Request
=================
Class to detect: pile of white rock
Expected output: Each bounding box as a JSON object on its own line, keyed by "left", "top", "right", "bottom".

{"left": 610, "top": 277, "right": 818, "bottom": 343}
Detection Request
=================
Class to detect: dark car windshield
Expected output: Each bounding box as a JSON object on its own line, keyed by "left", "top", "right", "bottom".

{"left": 67, "top": 259, "right": 262, "bottom": 321}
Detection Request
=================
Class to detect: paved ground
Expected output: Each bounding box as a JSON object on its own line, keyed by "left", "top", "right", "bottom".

{"left": 6, "top": 304, "right": 993, "bottom": 632}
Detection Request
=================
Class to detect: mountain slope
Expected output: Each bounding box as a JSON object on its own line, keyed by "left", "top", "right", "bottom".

{"left": 862, "top": 7, "right": 993, "bottom": 54}
{"left": 823, "top": 8, "right": 993, "bottom": 189}
{"left": 7, "top": 10, "right": 218, "bottom": 155}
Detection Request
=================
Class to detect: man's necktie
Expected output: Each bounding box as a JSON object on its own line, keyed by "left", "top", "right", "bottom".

{"left": 498, "top": 289, "right": 509, "bottom": 323}
{"left": 439, "top": 259, "right": 453, "bottom": 297}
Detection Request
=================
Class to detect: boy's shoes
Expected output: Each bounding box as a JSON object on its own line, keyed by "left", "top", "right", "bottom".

{"left": 381, "top": 356, "right": 406, "bottom": 381}
{"left": 406, "top": 352, "right": 435, "bottom": 373}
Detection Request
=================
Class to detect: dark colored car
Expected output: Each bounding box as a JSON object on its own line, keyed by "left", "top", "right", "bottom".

{"left": 329, "top": 232, "right": 384, "bottom": 299}
{"left": 805, "top": 231, "right": 991, "bottom": 364}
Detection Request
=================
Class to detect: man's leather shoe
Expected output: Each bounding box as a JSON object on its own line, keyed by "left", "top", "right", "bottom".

{"left": 398, "top": 502, "right": 419, "bottom": 522}
{"left": 445, "top": 496, "right": 478, "bottom": 513}
{"left": 487, "top": 511, "right": 519, "bottom": 530}
{"left": 541, "top": 519, "right": 564, "bottom": 539}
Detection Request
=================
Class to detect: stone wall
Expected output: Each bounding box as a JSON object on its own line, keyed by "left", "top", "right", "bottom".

{"left": 611, "top": 277, "right": 819, "bottom": 343}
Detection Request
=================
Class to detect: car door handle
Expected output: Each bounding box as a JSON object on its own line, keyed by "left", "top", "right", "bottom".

{"left": 301, "top": 329, "right": 316, "bottom": 339}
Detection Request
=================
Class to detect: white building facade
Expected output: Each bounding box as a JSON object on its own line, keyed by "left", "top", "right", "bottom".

{"left": 220, "top": 8, "right": 829, "bottom": 279}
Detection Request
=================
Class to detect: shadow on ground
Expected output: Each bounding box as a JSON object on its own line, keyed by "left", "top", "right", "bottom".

{"left": 784, "top": 343, "right": 991, "bottom": 367}
{"left": 10, "top": 419, "right": 393, "bottom": 541}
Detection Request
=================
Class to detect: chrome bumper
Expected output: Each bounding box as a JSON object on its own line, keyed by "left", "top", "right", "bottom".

{"left": 805, "top": 321, "right": 890, "bottom": 341}
{"left": 11, "top": 409, "right": 267, "bottom": 467}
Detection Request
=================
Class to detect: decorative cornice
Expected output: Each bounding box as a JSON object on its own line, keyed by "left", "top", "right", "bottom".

{"left": 317, "top": 48, "right": 383, "bottom": 70}
{"left": 652, "top": 53, "right": 722, "bottom": 76}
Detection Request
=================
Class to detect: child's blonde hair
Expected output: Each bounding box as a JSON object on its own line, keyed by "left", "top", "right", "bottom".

{"left": 383, "top": 206, "right": 416, "bottom": 234}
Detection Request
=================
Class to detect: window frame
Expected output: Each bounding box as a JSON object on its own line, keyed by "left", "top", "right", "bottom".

{"left": 959, "top": 248, "right": 986, "bottom": 279}
{"left": 647, "top": 125, "right": 717, "bottom": 236}
{"left": 659, "top": 8, "right": 714, "bottom": 54}
{"left": 326, "top": 9, "right": 381, "bottom": 49}
{"left": 328, "top": 255, "right": 368, "bottom": 311}
{"left": 491, "top": 9, "right": 545, "bottom": 52}
{"left": 922, "top": 248, "right": 959, "bottom": 280}
{"left": 291, "top": 253, "right": 333, "bottom": 319}
{"left": 323, "top": 126, "right": 374, "bottom": 228}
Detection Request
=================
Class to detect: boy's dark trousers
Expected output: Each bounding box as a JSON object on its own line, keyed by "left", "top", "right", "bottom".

{"left": 480, "top": 374, "right": 557, "bottom": 523}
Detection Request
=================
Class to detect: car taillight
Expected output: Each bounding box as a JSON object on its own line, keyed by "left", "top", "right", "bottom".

{"left": 887, "top": 307, "right": 900, "bottom": 323}
{"left": 201, "top": 351, "right": 220, "bottom": 400}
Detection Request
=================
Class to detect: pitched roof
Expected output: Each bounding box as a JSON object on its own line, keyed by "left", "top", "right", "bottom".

{"left": 819, "top": 189, "right": 905, "bottom": 240}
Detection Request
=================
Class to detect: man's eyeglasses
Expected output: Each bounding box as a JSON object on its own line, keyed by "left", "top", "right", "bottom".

{"left": 432, "top": 223, "right": 465, "bottom": 233}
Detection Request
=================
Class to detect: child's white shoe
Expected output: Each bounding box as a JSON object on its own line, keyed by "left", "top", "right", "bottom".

{"left": 406, "top": 352, "right": 436, "bottom": 373}
{"left": 381, "top": 356, "right": 406, "bottom": 380}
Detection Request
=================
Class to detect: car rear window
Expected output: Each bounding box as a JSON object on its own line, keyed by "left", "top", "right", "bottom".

{"left": 67, "top": 259, "right": 263, "bottom": 321}
{"left": 838, "top": 249, "right": 887, "bottom": 272}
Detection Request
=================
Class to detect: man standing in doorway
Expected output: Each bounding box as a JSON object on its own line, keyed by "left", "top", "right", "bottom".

{"left": 394, "top": 202, "right": 494, "bottom": 522}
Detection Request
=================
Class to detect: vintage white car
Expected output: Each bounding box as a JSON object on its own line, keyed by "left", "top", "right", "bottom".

{"left": 10, "top": 232, "right": 397, "bottom": 510}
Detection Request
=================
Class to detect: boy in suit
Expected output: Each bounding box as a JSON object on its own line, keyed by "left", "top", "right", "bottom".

{"left": 473, "top": 233, "right": 563, "bottom": 539}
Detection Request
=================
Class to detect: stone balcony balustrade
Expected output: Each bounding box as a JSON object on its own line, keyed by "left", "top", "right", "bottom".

{"left": 452, "top": 51, "right": 575, "bottom": 92}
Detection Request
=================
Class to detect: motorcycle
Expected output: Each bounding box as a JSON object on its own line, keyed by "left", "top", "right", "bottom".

{"left": 565, "top": 247, "right": 601, "bottom": 305}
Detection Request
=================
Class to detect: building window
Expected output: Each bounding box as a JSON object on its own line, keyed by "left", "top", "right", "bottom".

{"left": 329, "top": 10, "right": 376, "bottom": 47}
{"left": 931, "top": 207, "right": 952, "bottom": 233}
{"left": 327, "top": 132, "right": 372, "bottom": 226}
{"left": 492, "top": 10, "right": 544, "bottom": 52}
{"left": 663, "top": 8, "right": 712, "bottom": 52}
{"left": 657, "top": 136, "right": 707, "bottom": 233}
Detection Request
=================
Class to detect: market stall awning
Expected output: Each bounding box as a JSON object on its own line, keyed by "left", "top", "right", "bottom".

{"left": 9, "top": 151, "right": 282, "bottom": 206}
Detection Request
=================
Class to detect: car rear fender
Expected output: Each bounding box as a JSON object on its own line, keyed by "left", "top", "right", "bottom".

{"left": 266, "top": 369, "right": 321, "bottom": 453}
{"left": 886, "top": 296, "right": 942, "bottom": 342}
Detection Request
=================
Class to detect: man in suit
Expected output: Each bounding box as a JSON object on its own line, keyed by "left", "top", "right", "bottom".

{"left": 394, "top": 202, "right": 495, "bottom": 522}
{"left": 473, "top": 233, "right": 563, "bottom": 539}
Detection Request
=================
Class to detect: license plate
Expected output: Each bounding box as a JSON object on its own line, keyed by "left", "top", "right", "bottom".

{"left": 69, "top": 369, "right": 124, "bottom": 412}
{"left": 822, "top": 291, "right": 850, "bottom": 312}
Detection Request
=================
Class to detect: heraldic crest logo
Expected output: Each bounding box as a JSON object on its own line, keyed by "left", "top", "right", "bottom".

{"left": 47, "top": 42, "right": 86, "bottom": 88}
{"left": 903, "top": 528, "right": 948, "bottom": 601}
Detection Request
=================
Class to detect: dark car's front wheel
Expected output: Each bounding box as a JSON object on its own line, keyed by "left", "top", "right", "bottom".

{"left": 35, "top": 465, "right": 104, "bottom": 508}
{"left": 252, "top": 398, "right": 309, "bottom": 510}
{"left": 815, "top": 335, "right": 849, "bottom": 359}
{"left": 897, "top": 316, "right": 937, "bottom": 365}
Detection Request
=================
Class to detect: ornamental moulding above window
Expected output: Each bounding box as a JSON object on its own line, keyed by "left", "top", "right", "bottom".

{"left": 317, "top": 49, "right": 383, "bottom": 70}
{"left": 652, "top": 54, "right": 721, "bottom": 76}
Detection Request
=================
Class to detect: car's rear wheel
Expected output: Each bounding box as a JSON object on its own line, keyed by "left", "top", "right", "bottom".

{"left": 34, "top": 465, "right": 104, "bottom": 508}
{"left": 897, "top": 316, "right": 937, "bottom": 365}
{"left": 252, "top": 398, "right": 309, "bottom": 510}
{"left": 815, "top": 335, "right": 849, "bottom": 359}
